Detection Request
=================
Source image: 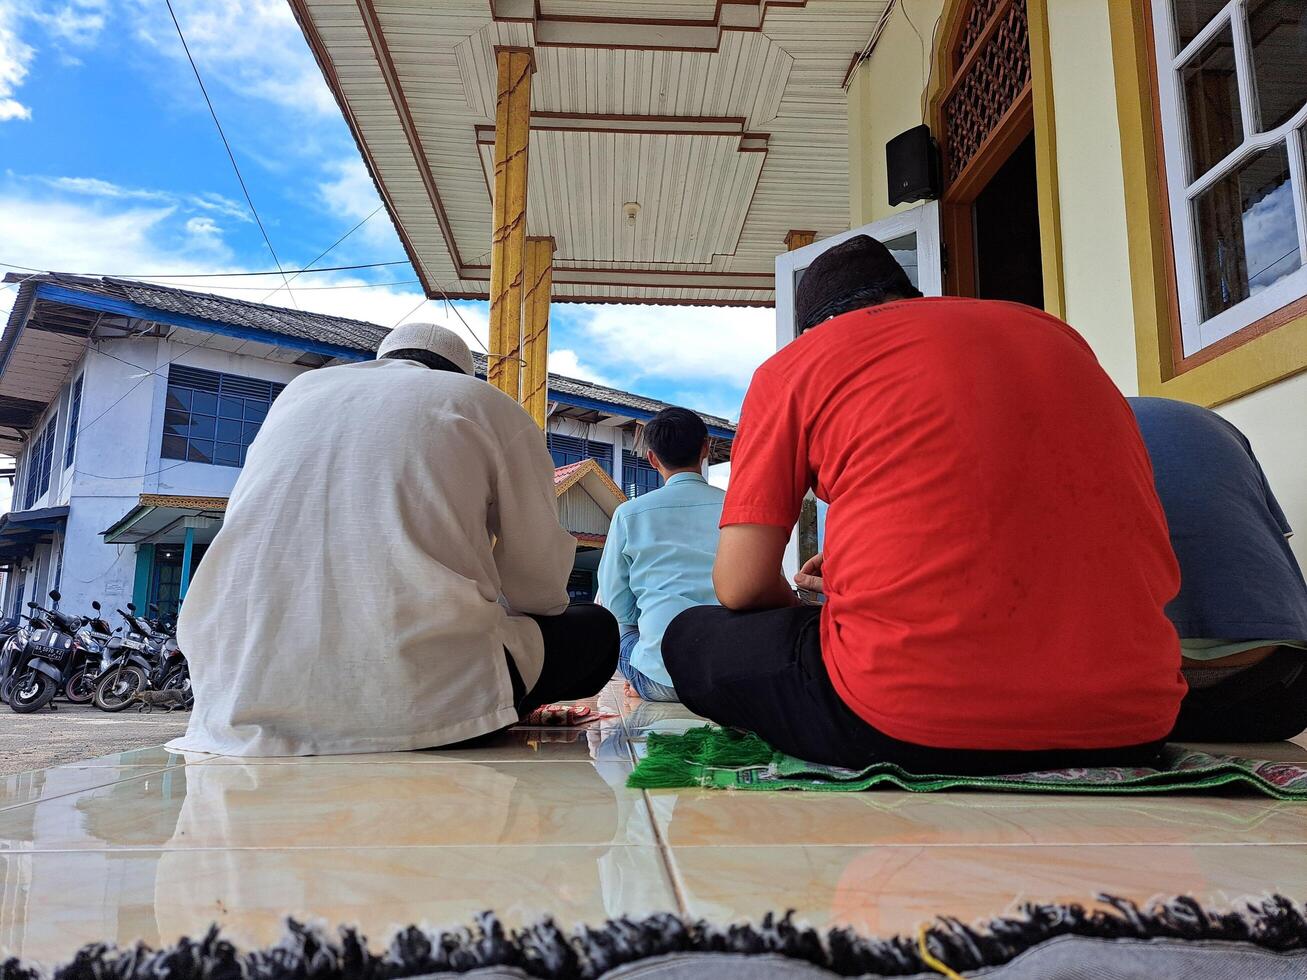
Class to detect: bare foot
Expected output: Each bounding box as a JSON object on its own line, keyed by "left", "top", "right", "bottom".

{"left": 623, "top": 681, "right": 638, "bottom": 699}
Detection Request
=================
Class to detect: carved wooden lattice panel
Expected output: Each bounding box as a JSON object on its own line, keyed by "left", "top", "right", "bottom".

{"left": 942, "top": 0, "right": 1031, "bottom": 183}
{"left": 954, "top": 0, "right": 1004, "bottom": 66}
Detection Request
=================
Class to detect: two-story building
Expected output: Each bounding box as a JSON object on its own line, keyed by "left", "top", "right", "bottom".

{"left": 0, "top": 273, "right": 733, "bottom": 618}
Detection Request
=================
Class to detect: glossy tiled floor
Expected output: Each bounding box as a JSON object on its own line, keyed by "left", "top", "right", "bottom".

{"left": 1, "top": 681, "right": 1304, "bottom": 967}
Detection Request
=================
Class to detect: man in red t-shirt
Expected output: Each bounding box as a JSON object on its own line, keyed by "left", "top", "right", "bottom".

{"left": 662, "top": 235, "right": 1186, "bottom": 775}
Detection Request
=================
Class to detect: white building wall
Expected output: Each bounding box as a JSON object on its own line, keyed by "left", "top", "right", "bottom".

{"left": 4, "top": 333, "right": 654, "bottom": 618}
{"left": 145, "top": 344, "right": 309, "bottom": 498}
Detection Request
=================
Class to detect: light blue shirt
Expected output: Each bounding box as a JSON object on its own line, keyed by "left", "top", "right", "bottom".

{"left": 598, "top": 472, "right": 725, "bottom": 686}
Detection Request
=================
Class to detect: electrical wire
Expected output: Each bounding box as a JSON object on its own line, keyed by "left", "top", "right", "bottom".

{"left": 164, "top": 0, "right": 298, "bottom": 307}
{"left": 259, "top": 206, "right": 385, "bottom": 302}
{"left": 391, "top": 296, "right": 430, "bottom": 328}
{"left": 0, "top": 259, "right": 411, "bottom": 279}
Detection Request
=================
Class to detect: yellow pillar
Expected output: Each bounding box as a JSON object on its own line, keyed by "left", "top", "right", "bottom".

{"left": 786, "top": 230, "right": 819, "bottom": 567}
{"left": 488, "top": 47, "right": 533, "bottom": 399}
{"left": 522, "top": 236, "right": 555, "bottom": 428}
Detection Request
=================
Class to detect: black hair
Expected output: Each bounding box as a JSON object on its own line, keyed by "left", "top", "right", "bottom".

{"left": 798, "top": 283, "right": 918, "bottom": 333}
{"left": 381, "top": 348, "right": 467, "bottom": 375}
{"left": 644, "top": 407, "right": 708, "bottom": 469}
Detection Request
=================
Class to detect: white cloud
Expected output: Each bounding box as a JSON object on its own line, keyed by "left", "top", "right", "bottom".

{"left": 32, "top": 0, "right": 108, "bottom": 47}
{"left": 127, "top": 0, "right": 337, "bottom": 116}
{"left": 567, "top": 303, "right": 775, "bottom": 390}
{"left": 0, "top": 185, "right": 440, "bottom": 332}
{"left": 27, "top": 173, "right": 253, "bottom": 223}
{"left": 317, "top": 157, "right": 392, "bottom": 247}
{"left": 548, "top": 347, "right": 613, "bottom": 387}
{"left": 40, "top": 175, "right": 171, "bottom": 201}
{"left": 0, "top": 1, "right": 35, "bottom": 122}
{"left": 189, "top": 191, "right": 252, "bottom": 223}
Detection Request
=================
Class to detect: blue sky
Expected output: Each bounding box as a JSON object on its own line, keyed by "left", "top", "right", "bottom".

{"left": 0, "top": 0, "right": 774, "bottom": 422}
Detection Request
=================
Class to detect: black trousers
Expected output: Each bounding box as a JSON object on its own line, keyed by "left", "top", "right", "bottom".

{"left": 447, "top": 603, "right": 618, "bottom": 749}
{"left": 663, "top": 604, "right": 1167, "bottom": 777}
{"left": 513, "top": 602, "right": 620, "bottom": 716}
{"left": 1172, "top": 648, "right": 1307, "bottom": 742}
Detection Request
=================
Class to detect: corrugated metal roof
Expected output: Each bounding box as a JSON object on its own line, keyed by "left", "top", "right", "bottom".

{"left": 288, "top": 0, "right": 889, "bottom": 304}
{"left": 2, "top": 272, "right": 735, "bottom": 432}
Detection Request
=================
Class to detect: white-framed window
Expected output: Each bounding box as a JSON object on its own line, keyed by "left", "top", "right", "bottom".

{"left": 1152, "top": 0, "right": 1307, "bottom": 357}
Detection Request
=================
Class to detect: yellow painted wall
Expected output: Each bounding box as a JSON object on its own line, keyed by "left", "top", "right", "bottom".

{"left": 848, "top": 0, "right": 1307, "bottom": 562}
{"left": 848, "top": 0, "right": 944, "bottom": 227}
{"left": 1215, "top": 372, "right": 1307, "bottom": 566}
{"left": 1041, "top": 1, "right": 1140, "bottom": 394}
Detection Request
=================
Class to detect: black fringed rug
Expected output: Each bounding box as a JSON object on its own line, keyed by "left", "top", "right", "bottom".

{"left": 3, "top": 895, "right": 1306, "bottom": 979}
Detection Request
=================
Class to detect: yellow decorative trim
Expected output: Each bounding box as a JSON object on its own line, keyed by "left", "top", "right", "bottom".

{"left": 927, "top": 0, "right": 1066, "bottom": 318}
{"left": 554, "top": 458, "right": 627, "bottom": 504}
{"left": 137, "top": 494, "right": 228, "bottom": 511}
{"left": 1026, "top": 0, "right": 1065, "bottom": 321}
{"left": 1109, "top": 0, "right": 1307, "bottom": 406}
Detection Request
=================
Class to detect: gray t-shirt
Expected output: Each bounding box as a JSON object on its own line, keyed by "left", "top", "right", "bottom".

{"left": 1130, "top": 397, "right": 1307, "bottom": 642}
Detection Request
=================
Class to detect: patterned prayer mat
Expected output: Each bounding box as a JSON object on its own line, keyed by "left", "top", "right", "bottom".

{"left": 626, "top": 727, "right": 1307, "bottom": 798}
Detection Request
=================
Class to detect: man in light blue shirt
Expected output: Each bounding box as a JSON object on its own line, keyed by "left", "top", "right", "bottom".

{"left": 599, "top": 407, "right": 725, "bottom": 701}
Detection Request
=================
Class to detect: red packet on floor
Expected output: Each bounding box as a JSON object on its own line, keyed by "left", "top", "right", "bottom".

{"left": 520, "top": 704, "right": 617, "bottom": 727}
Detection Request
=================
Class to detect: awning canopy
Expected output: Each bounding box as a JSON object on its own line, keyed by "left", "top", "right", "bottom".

{"left": 0, "top": 505, "right": 69, "bottom": 567}
{"left": 289, "top": 0, "right": 888, "bottom": 305}
{"left": 101, "top": 494, "right": 228, "bottom": 546}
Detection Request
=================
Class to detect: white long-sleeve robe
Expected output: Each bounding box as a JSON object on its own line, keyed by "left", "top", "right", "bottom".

{"left": 167, "top": 358, "right": 576, "bottom": 756}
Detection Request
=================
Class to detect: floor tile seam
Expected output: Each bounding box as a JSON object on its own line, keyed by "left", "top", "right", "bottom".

{"left": 0, "top": 766, "right": 188, "bottom": 814}
{"left": 640, "top": 790, "right": 690, "bottom": 918}
{"left": 0, "top": 842, "right": 670, "bottom": 855}
{"left": 658, "top": 840, "right": 1307, "bottom": 849}
{"left": 6, "top": 840, "right": 1302, "bottom": 855}
{"left": 193, "top": 759, "right": 621, "bottom": 765}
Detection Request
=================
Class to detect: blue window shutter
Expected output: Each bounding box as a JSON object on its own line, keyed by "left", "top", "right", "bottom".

{"left": 161, "top": 365, "right": 286, "bottom": 469}
{"left": 64, "top": 375, "right": 83, "bottom": 469}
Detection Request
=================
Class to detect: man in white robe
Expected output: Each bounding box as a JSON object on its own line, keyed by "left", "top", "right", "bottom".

{"left": 168, "top": 323, "right": 618, "bottom": 756}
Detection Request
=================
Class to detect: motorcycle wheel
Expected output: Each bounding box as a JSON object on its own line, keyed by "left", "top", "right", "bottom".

{"left": 93, "top": 666, "right": 147, "bottom": 713}
{"left": 10, "top": 672, "right": 57, "bottom": 714}
{"left": 0, "top": 676, "right": 13, "bottom": 706}
{"left": 160, "top": 667, "right": 193, "bottom": 708}
{"left": 64, "top": 668, "right": 97, "bottom": 704}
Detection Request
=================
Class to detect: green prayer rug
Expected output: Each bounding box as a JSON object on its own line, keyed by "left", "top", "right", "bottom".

{"left": 627, "top": 726, "right": 1307, "bottom": 799}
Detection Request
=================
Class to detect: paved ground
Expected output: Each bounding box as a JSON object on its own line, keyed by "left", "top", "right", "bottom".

{"left": 0, "top": 701, "right": 189, "bottom": 775}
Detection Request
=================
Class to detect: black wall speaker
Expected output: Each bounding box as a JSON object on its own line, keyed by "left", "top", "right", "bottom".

{"left": 886, "top": 125, "right": 942, "bottom": 207}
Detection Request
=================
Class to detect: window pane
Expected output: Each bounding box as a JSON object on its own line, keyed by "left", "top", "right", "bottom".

{"left": 216, "top": 418, "right": 243, "bottom": 443}
{"left": 213, "top": 442, "right": 241, "bottom": 467}
{"left": 191, "top": 391, "right": 218, "bottom": 416}
{"left": 188, "top": 415, "right": 216, "bottom": 440}
{"left": 1194, "top": 142, "right": 1302, "bottom": 318}
{"left": 1172, "top": 0, "right": 1229, "bottom": 47}
{"left": 1182, "top": 24, "right": 1244, "bottom": 179}
{"left": 186, "top": 440, "right": 214, "bottom": 464}
{"left": 242, "top": 421, "right": 261, "bottom": 445}
{"left": 218, "top": 396, "right": 244, "bottom": 419}
{"left": 1249, "top": 0, "right": 1307, "bottom": 133}
{"left": 161, "top": 435, "right": 187, "bottom": 460}
{"left": 883, "top": 232, "right": 920, "bottom": 289}
{"left": 166, "top": 389, "right": 191, "bottom": 412}
{"left": 243, "top": 399, "right": 268, "bottom": 422}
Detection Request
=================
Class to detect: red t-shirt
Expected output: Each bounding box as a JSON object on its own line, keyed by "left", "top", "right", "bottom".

{"left": 723, "top": 298, "right": 1185, "bottom": 751}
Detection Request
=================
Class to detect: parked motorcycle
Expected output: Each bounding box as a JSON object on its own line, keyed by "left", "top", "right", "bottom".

{"left": 6, "top": 590, "right": 81, "bottom": 713}
{"left": 64, "top": 601, "right": 114, "bottom": 704}
{"left": 92, "top": 603, "right": 157, "bottom": 712}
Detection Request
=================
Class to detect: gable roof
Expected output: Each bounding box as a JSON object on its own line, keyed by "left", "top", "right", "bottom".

{"left": 1, "top": 272, "right": 736, "bottom": 439}
{"left": 554, "top": 459, "right": 626, "bottom": 510}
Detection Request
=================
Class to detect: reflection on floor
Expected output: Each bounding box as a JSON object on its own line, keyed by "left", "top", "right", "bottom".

{"left": 0, "top": 681, "right": 1304, "bottom": 966}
